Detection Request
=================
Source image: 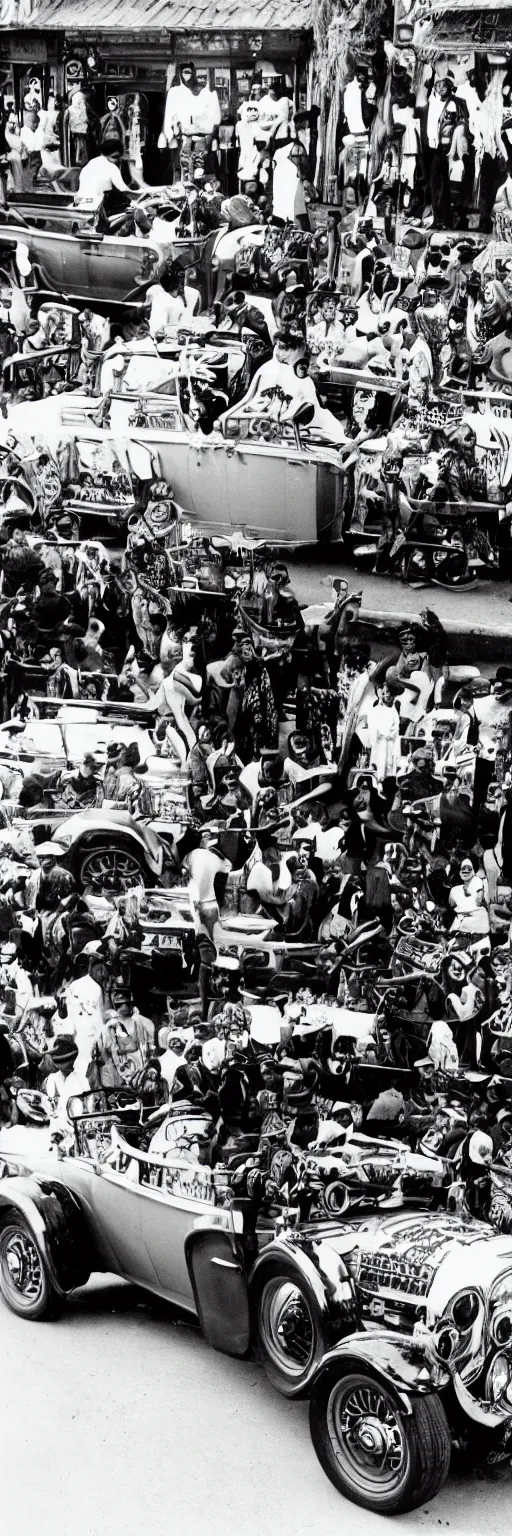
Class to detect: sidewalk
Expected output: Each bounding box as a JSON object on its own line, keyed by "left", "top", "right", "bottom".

{"left": 287, "top": 554, "right": 512, "bottom": 662}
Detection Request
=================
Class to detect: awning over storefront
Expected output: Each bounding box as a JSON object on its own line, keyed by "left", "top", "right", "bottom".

{"left": 4, "top": 0, "right": 311, "bottom": 29}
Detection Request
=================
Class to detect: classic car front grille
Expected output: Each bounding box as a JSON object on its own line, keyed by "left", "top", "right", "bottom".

{"left": 394, "top": 936, "right": 444, "bottom": 972}
{"left": 354, "top": 1251, "right": 433, "bottom": 1301}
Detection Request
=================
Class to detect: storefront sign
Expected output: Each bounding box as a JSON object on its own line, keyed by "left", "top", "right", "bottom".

{"left": 5, "top": 35, "right": 48, "bottom": 60}
{"left": 65, "top": 58, "right": 85, "bottom": 83}
{"left": 180, "top": 33, "right": 235, "bottom": 53}
{"left": 175, "top": 30, "right": 303, "bottom": 55}
{"left": 394, "top": 0, "right": 512, "bottom": 50}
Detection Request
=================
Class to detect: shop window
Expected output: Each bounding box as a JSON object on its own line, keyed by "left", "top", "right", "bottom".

{"left": 214, "top": 66, "right": 231, "bottom": 121}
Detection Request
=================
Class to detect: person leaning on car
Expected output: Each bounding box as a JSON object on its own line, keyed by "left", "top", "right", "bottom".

{"left": 74, "top": 136, "right": 138, "bottom": 214}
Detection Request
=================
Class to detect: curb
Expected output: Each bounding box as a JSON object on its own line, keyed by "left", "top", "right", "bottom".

{"left": 359, "top": 607, "right": 512, "bottom": 665}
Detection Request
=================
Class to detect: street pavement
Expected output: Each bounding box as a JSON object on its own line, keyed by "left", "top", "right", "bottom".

{"left": 288, "top": 555, "right": 512, "bottom": 634}
{"left": 1, "top": 1274, "right": 510, "bottom": 1536}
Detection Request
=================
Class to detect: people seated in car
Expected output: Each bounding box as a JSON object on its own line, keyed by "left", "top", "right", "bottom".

{"left": 217, "top": 333, "right": 350, "bottom": 443}
{"left": 146, "top": 261, "right": 200, "bottom": 338}
{"left": 88, "top": 987, "right": 153, "bottom": 1089}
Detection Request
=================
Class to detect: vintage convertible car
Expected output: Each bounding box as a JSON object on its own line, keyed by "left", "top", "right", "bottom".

{"left": 0, "top": 194, "right": 263, "bottom": 314}
{"left": 12, "top": 808, "right": 180, "bottom": 893}
{"left": 7, "top": 393, "right": 344, "bottom": 546}
{"left": 1, "top": 1106, "right": 512, "bottom": 1514}
{"left": 0, "top": 204, "right": 171, "bottom": 312}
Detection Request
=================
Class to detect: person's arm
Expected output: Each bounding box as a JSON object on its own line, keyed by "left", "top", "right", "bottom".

{"left": 216, "top": 366, "right": 263, "bottom": 426}
{"left": 110, "top": 161, "right": 136, "bottom": 197}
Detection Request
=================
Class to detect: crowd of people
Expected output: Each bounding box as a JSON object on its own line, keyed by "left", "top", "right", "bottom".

{"left": 2, "top": 117, "right": 512, "bottom": 589}
{"left": 0, "top": 499, "right": 510, "bottom": 1232}
{"left": 2, "top": 55, "right": 512, "bottom": 1231}
{"left": 0, "top": 64, "right": 315, "bottom": 208}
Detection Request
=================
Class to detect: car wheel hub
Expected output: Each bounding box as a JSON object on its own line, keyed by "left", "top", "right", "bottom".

{"left": 260, "top": 1278, "right": 315, "bottom": 1376}
{"left": 329, "top": 1380, "right": 407, "bottom": 1487}
{"left": 81, "top": 848, "right": 142, "bottom": 893}
{"left": 354, "top": 1415, "right": 394, "bottom": 1462}
{"left": 4, "top": 1232, "right": 43, "bottom": 1300}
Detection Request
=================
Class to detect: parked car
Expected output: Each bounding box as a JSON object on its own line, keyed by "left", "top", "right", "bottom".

{"left": 1, "top": 1107, "right": 512, "bottom": 1514}
{"left": 25, "top": 808, "right": 182, "bottom": 893}
{"left": 8, "top": 395, "right": 345, "bottom": 545}
{"left": 0, "top": 717, "right": 155, "bottom": 776}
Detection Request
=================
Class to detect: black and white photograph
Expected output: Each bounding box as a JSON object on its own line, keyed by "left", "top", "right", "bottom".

{"left": 0, "top": 2, "right": 512, "bottom": 1534}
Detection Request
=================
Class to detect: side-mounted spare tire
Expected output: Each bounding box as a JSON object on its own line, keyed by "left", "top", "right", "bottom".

{"left": 71, "top": 837, "right": 149, "bottom": 894}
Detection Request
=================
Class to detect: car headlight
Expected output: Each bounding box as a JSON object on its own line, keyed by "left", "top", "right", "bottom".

{"left": 489, "top": 1274, "right": 512, "bottom": 1348}
{"left": 492, "top": 1313, "right": 512, "bottom": 1347}
{"left": 452, "top": 1291, "right": 481, "bottom": 1331}
{"left": 486, "top": 1352, "right": 512, "bottom": 1403}
{"left": 433, "top": 1324, "right": 460, "bottom": 1362}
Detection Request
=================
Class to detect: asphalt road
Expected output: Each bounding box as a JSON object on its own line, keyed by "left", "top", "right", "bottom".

{"left": 1, "top": 1273, "right": 511, "bottom": 1536}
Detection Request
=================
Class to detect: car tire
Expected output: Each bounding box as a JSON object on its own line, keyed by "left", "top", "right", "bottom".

{"left": 255, "top": 1258, "right": 330, "bottom": 1398}
{"left": 0, "top": 1218, "right": 60, "bottom": 1321}
{"left": 73, "top": 841, "right": 149, "bottom": 895}
{"left": 309, "top": 1367, "right": 451, "bottom": 1515}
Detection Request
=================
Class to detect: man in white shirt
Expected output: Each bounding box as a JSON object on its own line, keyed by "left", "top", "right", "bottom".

{"left": 182, "top": 835, "right": 232, "bottom": 939}
{"left": 63, "top": 952, "right": 104, "bottom": 1065}
{"left": 146, "top": 269, "right": 199, "bottom": 338}
{"left": 45, "top": 1034, "right": 90, "bottom": 1141}
{"left": 75, "top": 139, "right": 132, "bottom": 210}
{"left": 292, "top": 817, "right": 346, "bottom": 867}
{"left": 236, "top": 104, "right": 261, "bottom": 189}
{"left": 258, "top": 85, "right": 291, "bottom": 146}
{"left": 426, "top": 77, "right": 446, "bottom": 150}
{"left": 449, "top": 858, "right": 490, "bottom": 936}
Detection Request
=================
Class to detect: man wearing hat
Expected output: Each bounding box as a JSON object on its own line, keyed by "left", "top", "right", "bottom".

{"left": 471, "top": 673, "right": 512, "bottom": 814}
{"left": 33, "top": 569, "right": 71, "bottom": 635}
{"left": 400, "top": 746, "right": 441, "bottom": 806}
{"left": 63, "top": 949, "right": 104, "bottom": 1065}
{"left": 449, "top": 857, "right": 490, "bottom": 939}
{"left": 45, "top": 1034, "right": 89, "bottom": 1136}
{"left": 60, "top": 753, "right": 101, "bottom": 810}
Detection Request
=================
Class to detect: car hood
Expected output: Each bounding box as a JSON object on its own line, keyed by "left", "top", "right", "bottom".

{"left": 327, "top": 1209, "right": 512, "bottom": 1321}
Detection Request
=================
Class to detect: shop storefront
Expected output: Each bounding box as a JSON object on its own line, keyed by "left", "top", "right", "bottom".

{"left": 390, "top": 0, "right": 512, "bottom": 228}
{"left": 0, "top": 4, "right": 312, "bottom": 188}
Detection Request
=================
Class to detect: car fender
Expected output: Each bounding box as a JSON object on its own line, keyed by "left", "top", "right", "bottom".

{"left": 184, "top": 1223, "right": 251, "bottom": 1357}
{"left": 0, "top": 1174, "right": 93, "bottom": 1296}
{"left": 57, "top": 813, "right": 163, "bottom": 876}
{"left": 250, "top": 1232, "right": 358, "bottom": 1344}
{"left": 310, "top": 1331, "right": 449, "bottom": 1414}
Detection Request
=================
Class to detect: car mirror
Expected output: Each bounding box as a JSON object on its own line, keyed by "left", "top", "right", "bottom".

{"left": 293, "top": 401, "right": 315, "bottom": 426}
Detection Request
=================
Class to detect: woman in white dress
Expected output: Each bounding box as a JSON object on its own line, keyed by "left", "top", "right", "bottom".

{"left": 368, "top": 682, "right": 400, "bottom": 786}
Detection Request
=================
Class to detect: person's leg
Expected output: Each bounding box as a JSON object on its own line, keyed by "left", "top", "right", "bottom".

{"left": 196, "top": 899, "right": 220, "bottom": 941}
{"left": 477, "top": 151, "right": 494, "bottom": 231}
{"left": 73, "top": 133, "right": 88, "bottom": 168}
{"left": 430, "top": 149, "right": 451, "bottom": 227}
{"left": 473, "top": 755, "right": 493, "bottom": 818}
